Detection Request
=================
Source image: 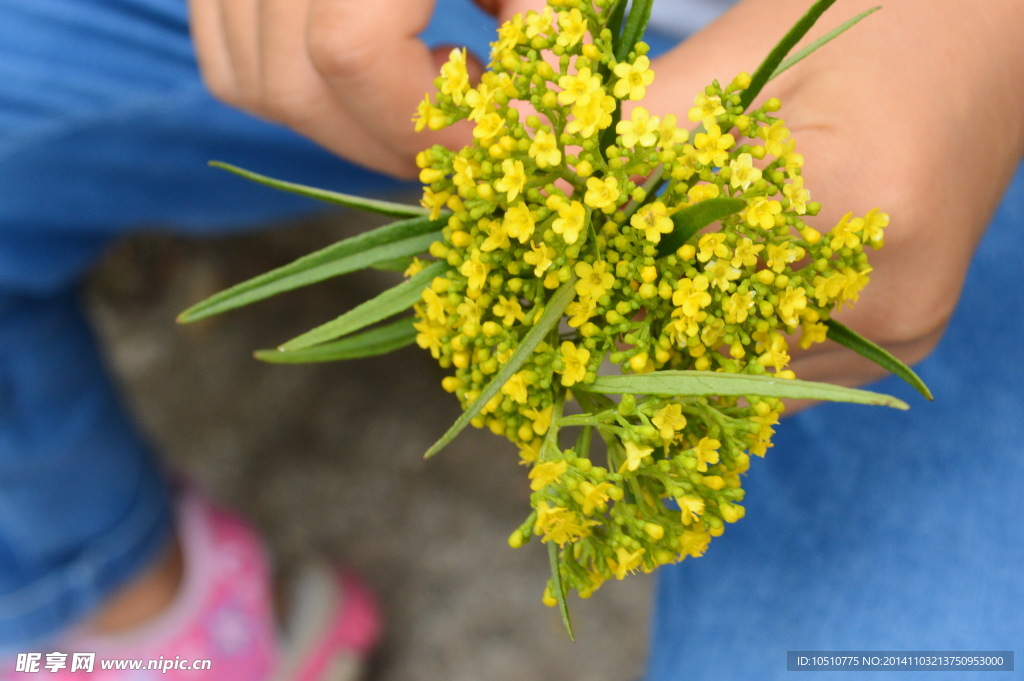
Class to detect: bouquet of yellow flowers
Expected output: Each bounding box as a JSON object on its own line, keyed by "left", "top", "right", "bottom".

{"left": 179, "top": 0, "right": 929, "bottom": 636}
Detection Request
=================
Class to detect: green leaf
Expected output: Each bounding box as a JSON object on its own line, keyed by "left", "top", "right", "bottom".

{"left": 656, "top": 198, "right": 746, "bottom": 257}
{"left": 424, "top": 277, "right": 577, "bottom": 458}
{"left": 615, "top": 0, "right": 654, "bottom": 61}
{"left": 371, "top": 256, "right": 417, "bottom": 272}
{"left": 278, "top": 260, "right": 448, "bottom": 351}
{"left": 549, "top": 542, "right": 575, "bottom": 641}
{"left": 739, "top": 0, "right": 838, "bottom": 111}
{"left": 606, "top": 0, "right": 628, "bottom": 44}
{"left": 580, "top": 370, "right": 909, "bottom": 409}
{"left": 770, "top": 7, "right": 881, "bottom": 80}
{"left": 254, "top": 317, "right": 417, "bottom": 364}
{"left": 210, "top": 161, "right": 429, "bottom": 218}
{"left": 825, "top": 319, "right": 933, "bottom": 401}
{"left": 178, "top": 218, "right": 443, "bottom": 323}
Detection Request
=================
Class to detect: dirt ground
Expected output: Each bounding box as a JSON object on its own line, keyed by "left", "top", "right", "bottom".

{"left": 85, "top": 207, "right": 653, "bottom": 681}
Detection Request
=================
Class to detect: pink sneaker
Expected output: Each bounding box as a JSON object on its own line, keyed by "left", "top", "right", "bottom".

{"left": 2, "top": 490, "right": 380, "bottom": 681}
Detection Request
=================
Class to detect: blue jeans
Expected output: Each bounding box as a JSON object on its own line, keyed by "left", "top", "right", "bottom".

{"left": 0, "top": 0, "right": 497, "bottom": 648}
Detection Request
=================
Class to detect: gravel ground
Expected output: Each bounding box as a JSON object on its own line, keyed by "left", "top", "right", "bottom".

{"left": 84, "top": 208, "right": 653, "bottom": 681}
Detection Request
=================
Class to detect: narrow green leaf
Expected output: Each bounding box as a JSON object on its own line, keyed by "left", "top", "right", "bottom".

{"left": 548, "top": 542, "right": 575, "bottom": 641}
{"left": 210, "top": 161, "right": 429, "bottom": 218}
{"left": 278, "top": 261, "right": 447, "bottom": 351}
{"left": 371, "top": 256, "right": 417, "bottom": 272}
{"left": 580, "top": 370, "right": 909, "bottom": 409}
{"left": 424, "top": 277, "right": 577, "bottom": 458}
{"left": 254, "top": 317, "right": 417, "bottom": 364}
{"left": 178, "top": 221, "right": 443, "bottom": 323}
{"left": 656, "top": 198, "right": 746, "bottom": 257}
{"left": 739, "top": 0, "right": 838, "bottom": 111}
{"left": 606, "top": 0, "right": 628, "bottom": 43}
{"left": 615, "top": 0, "right": 654, "bottom": 61}
{"left": 771, "top": 7, "right": 881, "bottom": 80}
{"left": 825, "top": 319, "right": 933, "bottom": 401}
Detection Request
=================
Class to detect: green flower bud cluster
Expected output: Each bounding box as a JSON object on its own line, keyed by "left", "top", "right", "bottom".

{"left": 409, "top": 0, "right": 886, "bottom": 603}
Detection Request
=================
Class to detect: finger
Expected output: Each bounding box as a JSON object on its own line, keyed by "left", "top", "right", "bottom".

{"left": 188, "top": 0, "right": 239, "bottom": 102}
{"left": 217, "top": 0, "right": 264, "bottom": 110}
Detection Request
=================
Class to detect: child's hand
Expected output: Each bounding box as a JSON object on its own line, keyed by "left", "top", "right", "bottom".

{"left": 188, "top": 0, "right": 543, "bottom": 178}
{"left": 641, "top": 0, "right": 1024, "bottom": 393}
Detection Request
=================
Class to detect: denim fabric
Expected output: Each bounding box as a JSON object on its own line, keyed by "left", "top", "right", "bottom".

{"left": 645, "top": 165, "right": 1024, "bottom": 681}
{"left": 0, "top": 0, "right": 495, "bottom": 647}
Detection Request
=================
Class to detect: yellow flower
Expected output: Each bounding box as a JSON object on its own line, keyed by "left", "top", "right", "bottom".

{"left": 860, "top": 208, "right": 888, "bottom": 247}
{"left": 620, "top": 440, "right": 653, "bottom": 473}
{"left": 783, "top": 175, "right": 810, "bottom": 214}
{"left": 557, "top": 67, "right": 601, "bottom": 106}
{"left": 616, "top": 106, "right": 659, "bottom": 147}
{"left": 694, "top": 124, "right": 734, "bottom": 167}
{"left": 583, "top": 176, "right": 620, "bottom": 212}
{"left": 657, "top": 113, "right": 688, "bottom": 147}
{"left": 777, "top": 287, "right": 807, "bottom": 327}
{"left": 765, "top": 241, "right": 804, "bottom": 272}
{"left": 652, "top": 403, "right": 687, "bottom": 441}
{"left": 473, "top": 112, "right": 504, "bottom": 145}
{"left": 501, "top": 370, "right": 530, "bottom": 404}
{"left": 688, "top": 92, "right": 725, "bottom": 127}
{"left": 492, "top": 14, "right": 525, "bottom": 56}
{"left": 799, "top": 320, "right": 828, "bottom": 349}
{"left": 574, "top": 260, "right": 614, "bottom": 299}
{"left": 493, "top": 295, "right": 525, "bottom": 325}
{"left": 729, "top": 152, "right": 762, "bottom": 191}
{"left": 556, "top": 9, "right": 587, "bottom": 47}
{"left": 575, "top": 481, "right": 614, "bottom": 515}
{"left": 439, "top": 48, "right": 470, "bottom": 105}
{"left": 567, "top": 92, "right": 616, "bottom": 138}
{"left": 551, "top": 199, "right": 586, "bottom": 244}
{"left": 523, "top": 241, "right": 556, "bottom": 277}
{"left": 528, "top": 128, "right": 562, "bottom": 169}
{"left": 841, "top": 266, "right": 872, "bottom": 303}
{"left": 829, "top": 212, "right": 861, "bottom": 250}
{"left": 630, "top": 201, "right": 673, "bottom": 243}
{"left": 609, "top": 546, "right": 645, "bottom": 580}
{"left": 730, "top": 238, "right": 763, "bottom": 268}
{"left": 529, "top": 460, "right": 568, "bottom": 491}
{"left": 760, "top": 120, "right": 791, "bottom": 157}
{"left": 534, "top": 501, "right": 593, "bottom": 545}
{"left": 559, "top": 340, "right": 590, "bottom": 387}
{"left": 724, "top": 291, "right": 754, "bottom": 324}
{"left": 744, "top": 196, "right": 782, "bottom": 229}
{"left": 524, "top": 7, "right": 555, "bottom": 38}
{"left": 693, "top": 437, "right": 721, "bottom": 472}
{"left": 480, "top": 218, "right": 510, "bottom": 252}
{"left": 565, "top": 297, "right": 596, "bottom": 328}
{"left": 412, "top": 94, "right": 445, "bottom": 132}
{"left": 460, "top": 251, "right": 489, "bottom": 292}
{"left": 420, "top": 187, "right": 449, "bottom": 220}
{"left": 697, "top": 233, "right": 730, "bottom": 263}
{"left": 413, "top": 318, "right": 445, "bottom": 358}
{"left": 677, "top": 495, "right": 705, "bottom": 525}
{"left": 523, "top": 404, "right": 553, "bottom": 436}
{"left": 612, "top": 55, "right": 655, "bottom": 100}
{"left": 420, "top": 287, "right": 449, "bottom": 324}
{"left": 672, "top": 276, "right": 711, "bottom": 318}
{"left": 503, "top": 203, "right": 536, "bottom": 243}
{"left": 679, "top": 529, "right": 711, "bottom": 557}
{"left": 463, "top": 83, "right": 495, "bottom": 122}
{"left": 705, "top": 259, "right": 742, "bottom": 292}
{"left": 495, "top": 158, "right": 527, "bottom": 202}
